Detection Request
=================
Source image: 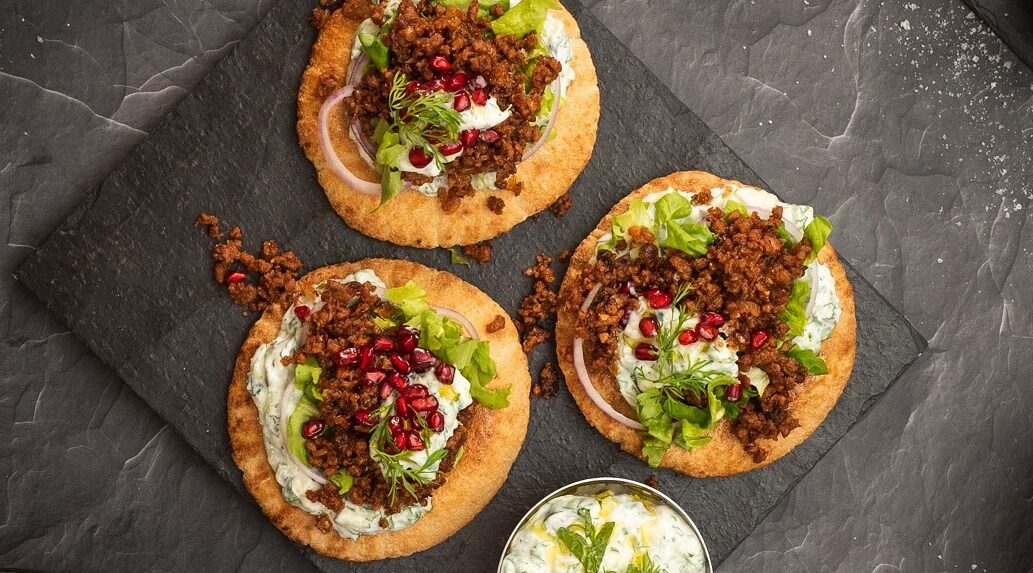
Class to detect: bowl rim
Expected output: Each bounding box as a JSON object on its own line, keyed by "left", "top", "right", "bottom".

{"left": 496, "top": 476, "right": 713, "bottom": 573}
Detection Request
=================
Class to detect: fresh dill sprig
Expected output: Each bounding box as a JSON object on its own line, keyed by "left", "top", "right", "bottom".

{"left": 386, "top": 72, "right": 463, "bottom": 167}
{"left": 369, "top": 410, "right": 448, "bottom": 504}
{"left": 626, "top": 554, "right": 667, "bottom": 573}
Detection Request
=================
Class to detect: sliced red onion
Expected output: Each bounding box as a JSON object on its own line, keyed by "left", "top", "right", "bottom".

{"left": 432, "top": 305, "right": 479, "bottom": 339}
{"left": 522, "top": 78, "right": 562, "bottom": 160}
{"left": 279, "top": 386, "right": 327, "bottom": 485}
{"left": 572, "top": 282, "right": 645, "bottom": 430}
{"left": 318, "top": 86, "right": 381, "bottom": 196}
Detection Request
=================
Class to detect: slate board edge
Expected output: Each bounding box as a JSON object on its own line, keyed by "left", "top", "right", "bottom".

{"left": 961, "top": 0, "right": 1033, "bottom": 72}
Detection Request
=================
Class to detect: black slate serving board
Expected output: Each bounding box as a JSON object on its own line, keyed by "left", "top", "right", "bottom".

{"left": 16, "top": 0, "right": 924, "bottom": 570}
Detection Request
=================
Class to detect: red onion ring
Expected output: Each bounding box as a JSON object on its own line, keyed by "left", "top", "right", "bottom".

{"left": 432, "top": 305, "right": 479, "bottom": 339}
{"left": 572, "top": 283, "right": 645, "bottom": 430}
{"left": 522, "top": 77, "right": 562, "bottom": 160}
{"left": 318, "top": 86, "right": 381, "bottom": 196}
{"left": 279, "top": 386, "right": 328, "bottom": 485}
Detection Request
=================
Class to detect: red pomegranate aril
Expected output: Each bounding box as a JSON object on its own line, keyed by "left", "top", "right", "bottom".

{"left": 402, "top": 384, "right": 429, "bottom": 398}
{"left": 387, "top": 415, "right": 404, "bottom": 433}
{"left": 447, "top": 72, "right": 469, "bottom": 91}
{"left": 429, "top": 55, "right": 452, "bottom": 74}
{"left": 410, "top": 348, "right": 437, "bottom": 372}
{"left": 419, "top": 78, "right": 446, "bottom": 92}
{"left": 410, "top": 396, "right": 439, "bottom": 413}
{"left": 301, "top": 419, "right": 324, "bottom": 439}
{"left": 459, "top": 129, "right": 480, "bottom": 147}
{"left": 751, "top": 330, "right": 770, "bottom": 349}
{"left": 293, "top": 305, "right": 310, "bottom": 320}
{"left": 696, "top": 323, "right": 718, "bottom": 341}
{"left": 362, "top": 370, "right": 387, "bottom": 387}
{"left": 379, "top": 380, "right": 395, "bottom": 400}
{"left": 405, "top": 81, "right": 420, "bottom": 95}
{"left": 390, "top": 354, "right": 411, "bottom": 374}
{"left": 644, "top": 288, "right": 672, "bottom": 309}
{"left": 333, "top": 347, "right": 360, "bottom": 368}
{"left": 452, "top": 92, "right": 471, "bottom": 112}
{"left": 617, "top": 280, "right": 637, "bottom": 296}
{"left": 354, "top": 409, "right": 379, "bottom": 426}
{"left": 700, "top": 312, "right": 725, "bottom": 327}
{"left": 387, "top": 371, "right": 407, "bottom": 390}
{"left": 678, "top": 329, "right": 698, "bottom": 345}
{"left": 438, "top": 141, "right": 463, "bottom": 156}
{"left": 725, "top": 383, "right": 743, "bottom": 401}
{"left": 395, "top": 395, "right": 411, "bottom": 417}
{"left": 408, "top": 432, "right": 426, "bottom": 451}
{"left": 634, "top": 343, "right": 659, "bottom": 361}
{"left": 434, "top": 362, "right": 455, "bottom": 384}
{"left": 408, "top": 147, "right": 432, "bottom": 169}
{"left": 428, "top": 410, "right": 445, "bottom": 432}
{"left": 470, "top": 88, "right": 488, "bottom": 106}
{"left": 358, "top": 344, "right": 375, "bottom": 370}
{"left": 638, "top": 316, "right": 659, "bottom": 338}
{"left": 470, "top": 74, "right": 488, "bottom": 89}
{"left": 392, "top": 430, "right": 409, "bottom": 451}
{"left": 479, "top": 129, "right": 500, "bottom": 143}
{"left": 396, "top": 326, "right": 420, "bottom": 353}
{"left": 226, "top": 271, "right": 246, "bottom": 284}
{"left": 619, "top": 307, "right": 633, "bottom": 329}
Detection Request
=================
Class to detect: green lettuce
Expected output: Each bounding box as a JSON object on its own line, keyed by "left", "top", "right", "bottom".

{"left": 294, "top": 357, "right": 324, "bottom": 402}
{"left": 385, "top": 281, "right": 431, "bottom": 317}
{"left": 661, "top": 221, "right": 714, "bottom": 257}
{"left": 490, "top": 0, "right": 559, "bottom": 37}
{"left": 358, "top": 27, "right": 389, "bottom": 70}
{"left": 780, "top": 279, "right": 810, "bottom": 339}
{"left": 786, "top": 346, "right": 829, "bottom": 375}
{"left": 803, "top": 215, "right": 832, "bottom": 263}
{"left": 776, "top": 223, "right": 795, "bottom": 248}
{"left": 286, "top": 395, "right": 320, "bottom": 465}
{"left": 329, "top": 470, "right": 354, "bottom": 494}
{"left": 723, "top": 199, "right": 748, "bottom": 218}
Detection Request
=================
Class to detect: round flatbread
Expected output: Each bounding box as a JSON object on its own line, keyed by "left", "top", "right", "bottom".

{"left": 555, "top": 171, "right": 857, "bottom": 477}
{"left": 297, "top": 6, "right": 600, "bottom": 248}
{"left": 228, "top": 258, "right": 531, "bottom": 559}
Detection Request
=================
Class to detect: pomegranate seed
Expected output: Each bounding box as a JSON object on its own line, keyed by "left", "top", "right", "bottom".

{"left": 362, "top": 370, "right": 386, "bottom": 387}
{"left": 395, "top": 395, "right": 412, "bottom": 417}
{"left": 410, "top": 396, "right": 439, "bottom": 413}
{"left": 452, "top": 92, "right": 471, "bottom": 112}
{"left": 644, "top": 289, "right": 672, "bottom": 309}
{"left": 459, "top": 129, "right": 480, "bottom": 147}
{"left": 392, "top": 430, "right": 409, "bottom": 451}
{"left": 293, "top": 305, "right": 310, "bottom": 320}
{"left": 379, "top": 380, "right": 394, "bottom": 400}
{"left": 696, "top": 323, "right": 718, "bottom": 341}
{"left": 619, "top": 307, "right": 633, "bottom": 329}
{"left": 638, "top": 316, "right": 659, "bottom": 337}
{"left": 725, "top": 383, "right": 743, "bottom": 401}
{"left": 470, "top": 88, "right": 488, "bottom": 106}
{"left": 387, "top": 371, "right": 407, "bottom": 390}
{"left": 434, "top": 362, "right": 455, "bottom": 384}
{"left": 634, "top": 343, "right": 659, "bottom": 361}
{"left": 428, "top": 411, "right": 445, "bottom": 432}
{"left": 358, "top": 345, "right": 375, "bottom": 370}
{"left": 678, "top": 329, "right": 698, "bottom": 345}
{"left": 387, "top": 415, "right": 404, "bottom": 433}
{"left": 410, "top": 348, "right": 438, "bottom": 372}
{"left": 751, "top": 330, "right": 770, "bottom": 349}
{"left": 700, "top": 312, "right": 725, "bottom": 327}
{"left": 408, "top": 147, "right": 432, "bottom": 169}
{"left": 408, "top": 432, "right": 426, "bottom": 451}
{"left": 429, "top": 55, "right": 452, "bottom": 74}
{"left": 479, "top": 129, "right": 500, "bottom": 143}
{"left": 301, "top": 420, "right": 324, "bottom": 439}
{"left": 354, "top": 409, "right": 379, "bottom": 426}
{"left": 617, "top": 280, "right": 637, "bottom": 296}
{"left": 227, "top": 271, "right": 246, "bottom": 284}
{"left": 470, "top": 74, "right": 488, "bottom": 89}
{"left": 405, "top": 81, "right": 420, "bottom": 95}
{"left": 447, "top": 72, "right": 469, "bottom": 91}
{"left": 333, "top": 347, "right": 360, "bottom": 368}
{"left": 396, "top": 326, "right": 419, "bottom": 353}
{"left": 402, "top": 384, "right": 429, "bottom": 398}
{"left": 419, "top": 78, "right": 446, "bottom": 92}
{"left": 438, "top": 141, "right": 463, "bottom": 156}
{"left": 390, "top": 354, "right": 411, "bottom": 374}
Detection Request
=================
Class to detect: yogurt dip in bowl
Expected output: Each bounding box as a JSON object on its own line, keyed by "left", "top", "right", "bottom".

{"left": 498, "top": 477, "right": 712, "bottom": 573}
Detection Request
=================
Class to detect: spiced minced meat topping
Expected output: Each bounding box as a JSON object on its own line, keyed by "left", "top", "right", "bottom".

{"left": 344, "top": 0, "right": 561, "bottom": 210}
{"left": 460, "top": 240, "right": 493, "bottom": 264}
{"left": 563, "top": 206, "right": 815, "bottom": 462}
{"left": 516, "top": 253, "right": 559, "bottom": 353}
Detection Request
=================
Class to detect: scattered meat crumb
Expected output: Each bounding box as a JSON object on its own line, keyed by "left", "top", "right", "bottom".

{"left": 486, "top": 314, "right": 505, "bottom": 334}
{"left": 460, "top": 241, "right": 493, "bottom": 264}
{"left": 486, "top": 196, "right": 506, "bottom": 214}
{"left": 644, "top": 475, "right": 659, "bottom": 489}
{"left": 557, "top": 249, "right": 571, "bottom": 262}
{"left": 516, "top": 254, "right": 559, "bottom": 353}
{"left": 549, "top": 192, "right": 572, "bottom": 217}
{"left": 194, "top": 212, "right": 222, "bottom": 239}
{"left": 534, "top": 362, "right": 560, "bottom": 399}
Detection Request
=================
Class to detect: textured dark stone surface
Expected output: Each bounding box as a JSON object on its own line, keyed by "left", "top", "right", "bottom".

{"left": 14, "top": 0, "right": 924, "bottom": 571}
{"left": 963, "top": 0, "right": 1033, "bottom": 70}
{"left": 2, "top": 0, "right": 1030, "bottom": 572}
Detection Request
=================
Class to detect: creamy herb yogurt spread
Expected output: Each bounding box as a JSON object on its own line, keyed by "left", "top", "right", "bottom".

{"left": 501, "top": 492, "right": 707, "bottom": 573}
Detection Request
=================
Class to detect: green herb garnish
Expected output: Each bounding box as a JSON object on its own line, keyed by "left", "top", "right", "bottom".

{"left": 556, "top": 507, "right": 615, "bottom": 573}
{"left": 626, "top": 554, "right": 667, "bottom": 573}
{"left": 450, "top": 247, "right": 472, "bottom": 267}
{"left": 369, "top": 412, "right": 449, "bottom": 504}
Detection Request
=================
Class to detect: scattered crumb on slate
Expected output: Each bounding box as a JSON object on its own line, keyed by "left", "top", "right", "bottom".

{"left": 461, "top": 241, "right": 493, "bottom": 264}
{"left": 557, "top": 249, "right": 571, "bottom": 262}
{"left": 516, "top": 254, "right": 559, "bottom": 353}
{"left": 194, "top": 212, "right": 222, "bottom": 239}
{"left": 534, "top": 362, "right": 560, "bottom": 400}
{"left": 549, "top": 192, "right": 572, "bottom": 217}
{"left": 644, "top": 475, "right": 659, "bottom": 489}
{"left": 486, "top": 314, "right": 505, "bottom": 334}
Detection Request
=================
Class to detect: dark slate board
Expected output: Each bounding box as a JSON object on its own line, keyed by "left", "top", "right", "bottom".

{"left": 963, "top": 0, "right": 1033, "bottom": 71}
{"left": 16, "top": 0, "right": 924, "bottom": 570}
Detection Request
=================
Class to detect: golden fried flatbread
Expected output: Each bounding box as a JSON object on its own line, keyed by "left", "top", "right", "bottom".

{"left": 228, "top": 258, "right": 531, "bottom": 560}
{"left": 555, "top": 171, "right": 857, "bottom": 477}
{"left": 296, "top": 7, "right": 599, "bottom": 248}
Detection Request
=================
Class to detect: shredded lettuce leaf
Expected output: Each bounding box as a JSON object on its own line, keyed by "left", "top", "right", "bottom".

{"left": 780, "top": 279, "right": 810, "bottom": 339}
{"left": 358, "top": 27, "right": 390, "bottom": 70}
{"left": 294, "top": 357, "right": 324, "bottom": 402}
{"left": 803, "top": 215, "right": 832, "bottom": 263}
{"left": 449, "top": 247, "right": 472, "bottom": 267}
{"left": 329, "top": 470, "right": 354, "bottom": 494}
{"left": 490, "top": 0, "right": 559, "bottom": 37}
{"left": 286, "top": 395, "right": 320, "bottom": 465}
{"left": 786, "top": 346, "right": 829, "bottom": 375}
{"left": 723, "top": 199, "right": 748, "bottom": 218}
{"left": 598, "top": 194, "right": 714, "bottom": 257}
{"left": 385, "top": 281, "right": 431, "bottom": 317}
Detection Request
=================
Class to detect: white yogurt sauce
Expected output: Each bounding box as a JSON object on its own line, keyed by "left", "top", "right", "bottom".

{"left": 246, "top": 269, "right": 473, "bottom": 539}
{"left": 500, "top": 493, "right": 707, "bottom": 573}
